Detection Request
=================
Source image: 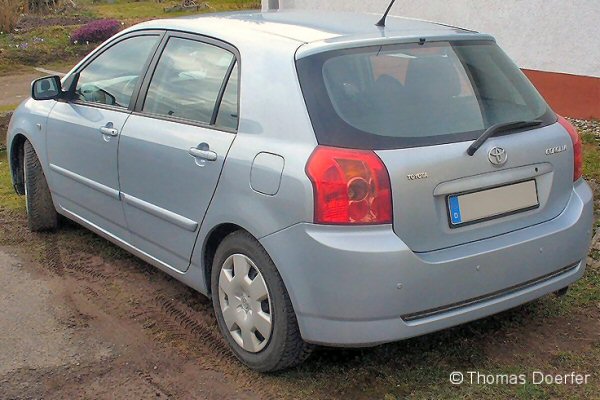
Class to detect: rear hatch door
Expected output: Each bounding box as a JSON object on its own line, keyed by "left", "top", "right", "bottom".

{"left": 376, "top": 123, "right": 574, "bottom": 252}
{"left": 296, "top": 37, "right": 575, "bottom": 251}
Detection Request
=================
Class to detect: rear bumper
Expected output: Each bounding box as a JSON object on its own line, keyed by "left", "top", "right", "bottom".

{"left": 260, "top": 180, "right": 594, "bottom": 346}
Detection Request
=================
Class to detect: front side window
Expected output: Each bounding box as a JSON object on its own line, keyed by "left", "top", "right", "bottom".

{"left": 75, "top": 35, "right": 159, "bottom": 108}
{"left": 143, "top": 37, "right": 236, "bottom": 126}
{"left": 297, "top": 40, "right": 555, "bottom": 149}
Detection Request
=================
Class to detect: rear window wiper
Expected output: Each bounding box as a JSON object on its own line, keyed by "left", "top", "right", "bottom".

{"left": 467, "top": 120, "right": 543, "bottom": 156}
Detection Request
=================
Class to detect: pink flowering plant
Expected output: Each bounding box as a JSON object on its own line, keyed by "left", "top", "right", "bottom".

{"left": 70, "top": 19, "right": 121, "bottom": 44}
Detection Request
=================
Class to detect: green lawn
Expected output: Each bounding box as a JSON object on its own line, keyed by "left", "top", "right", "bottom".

{"left": 0, "top": 105, "right": 18, "bottom": 113}
{"left": 91, "top": 0, "right": 260, "bottom": 19}
{"left": 583, "top": 132, "right": 600, "bottom": 181}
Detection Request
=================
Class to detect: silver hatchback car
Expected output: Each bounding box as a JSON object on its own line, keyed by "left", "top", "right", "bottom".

{"left": 7, "top": 11, "right": 594, "bottom": 371}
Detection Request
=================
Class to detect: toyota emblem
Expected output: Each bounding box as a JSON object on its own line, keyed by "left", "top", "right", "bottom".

{"left": 488, "top": 147, "right": 507, "bottom": 166}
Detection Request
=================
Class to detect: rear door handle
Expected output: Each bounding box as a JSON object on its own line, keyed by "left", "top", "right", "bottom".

{"left": 99, "top": 126, "right": 119, "bottom": 137}
{"left": 189, "top": 147, "right": 217, "bottom": 161}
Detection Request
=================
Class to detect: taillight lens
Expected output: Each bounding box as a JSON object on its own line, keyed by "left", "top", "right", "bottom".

{"left": 305, "top": 146, "right": 392, "bottom": 224}
{"left": 558, "top": 116, "right": 583, "bottom": 181}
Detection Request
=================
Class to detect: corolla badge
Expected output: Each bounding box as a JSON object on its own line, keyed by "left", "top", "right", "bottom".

{"left": 488, "top": 147, "right": 508, "bottom": 166}
{"left": 545, "top": 145, "right": 568, "bottom": 155}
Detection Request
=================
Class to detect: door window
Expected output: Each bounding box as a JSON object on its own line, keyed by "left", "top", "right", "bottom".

{"left": 142, "top": 37, "right": 237, "bottom": 126}
{"left": 75, "top": 35, "right": 159, "bottom": 108}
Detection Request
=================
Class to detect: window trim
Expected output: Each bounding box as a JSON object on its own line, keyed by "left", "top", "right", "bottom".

{"left": 63, "top": 29, "right": 166, "bottom": 114}
{"left": 132, "top": 30, "right": 241, "bottom": 133}
{"left": 211, "top": 59, "right": 237, "bottom": 126}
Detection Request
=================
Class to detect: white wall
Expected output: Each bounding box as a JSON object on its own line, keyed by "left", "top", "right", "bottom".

{"left": 269, "top": 0, "right": 600, "bottom": 79}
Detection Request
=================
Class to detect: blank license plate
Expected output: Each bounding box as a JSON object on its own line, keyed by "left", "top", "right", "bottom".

{"left": 448, "top": 180, "right": 539, "bottom": 227}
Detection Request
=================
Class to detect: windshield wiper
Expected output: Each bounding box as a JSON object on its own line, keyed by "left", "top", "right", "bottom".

{"left": 466, "top": 120, "right": 543, "bottom": 156}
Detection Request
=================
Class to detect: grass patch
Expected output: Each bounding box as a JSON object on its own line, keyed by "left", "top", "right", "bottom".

{"left": 0, "top": 25, "right": 90, "bottom": 70}
{"left": 0, "top": 104, "right": 17, "bottom": 113}
{"left": 90, "top": 0, "right": 259, "bottom": 19}
{"left": 0, "top": 151, "right": 25, "bottom": 211}
{"left": 0, "top": 62, "right": 34, "bottom": 76}
{"left": 583, "top": 140, "right": 600, "bottom": 181}
{"left": 579, "top": 122, "right": 600, "bottom": 181}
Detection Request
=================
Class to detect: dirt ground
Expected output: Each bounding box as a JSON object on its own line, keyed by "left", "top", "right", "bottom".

{"left": 0, "top": 67, "right": 70, "bottom": 108}
{"left": 0, "top": 220, "right": 271, "bottom": 399}
{"left": 15, "top": 16, "right": 93, "bottom": 32}
{"left": 0, "top": 73, "right": 43, "bottom": 107}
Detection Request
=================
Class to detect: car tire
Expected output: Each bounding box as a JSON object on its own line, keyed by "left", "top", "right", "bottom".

{"left": 24, "top": 140, "right": 58, "bottom": 232}
{"left": 211, "top": 230, "right": 313, "bottom": 372}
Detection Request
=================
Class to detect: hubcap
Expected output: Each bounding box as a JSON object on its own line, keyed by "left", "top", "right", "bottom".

{"left": 218, "top": 254, "right": 272, "bottom": 353}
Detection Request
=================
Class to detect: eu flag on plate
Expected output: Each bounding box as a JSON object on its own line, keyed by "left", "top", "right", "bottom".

{"left": 448, "top": 196, "right": 462, "bottom": 225}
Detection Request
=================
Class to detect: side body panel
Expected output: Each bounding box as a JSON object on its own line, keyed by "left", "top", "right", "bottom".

{"left": 118, "top": 115, "right": 235, "bottom": 271}
{"left": 7, "top": 99, "right": 56, "bottom": 191}
{"left": 187, "top": 34, "right": 318, "bottom": 293}
{"left": 46, "top": 103, "right": 131, "bottom": 239}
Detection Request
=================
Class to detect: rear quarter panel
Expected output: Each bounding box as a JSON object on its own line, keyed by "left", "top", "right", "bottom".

{"left": 188, "top": 35, "right": 317, "bottom": 289}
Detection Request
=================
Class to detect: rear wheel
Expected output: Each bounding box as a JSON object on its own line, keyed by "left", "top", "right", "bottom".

{"left": 211, "top": 231, "right": 313, "bottom": 372}
{"left": 23, "top": 140, "right": 58, "bottom": 232}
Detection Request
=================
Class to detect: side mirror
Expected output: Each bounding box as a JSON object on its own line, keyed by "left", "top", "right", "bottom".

{"left": 31, "top": 76, "right": 62, "bottom": 101}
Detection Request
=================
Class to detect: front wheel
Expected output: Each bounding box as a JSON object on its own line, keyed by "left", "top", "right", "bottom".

{"left": 23, "top": 140, "right": 58, "bottom": 231}
{"left": 211, "top": 231, "right": 313, "bottom": 372}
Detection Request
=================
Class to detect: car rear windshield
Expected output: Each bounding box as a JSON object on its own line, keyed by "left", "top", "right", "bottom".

{"left": 296, "top": 40, "right": 555, "bottom": 150}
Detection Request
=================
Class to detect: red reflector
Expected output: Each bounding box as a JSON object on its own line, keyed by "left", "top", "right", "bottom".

{"left": 305, "top": 146, "right": 392, "bottom": 224}
{"left": 558, "top": 116, "right": 583, "bottom": 181}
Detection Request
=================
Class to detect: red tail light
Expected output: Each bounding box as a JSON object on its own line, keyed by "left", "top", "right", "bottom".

{"left": 305, "top": 146, "right": 392, "bottom": 224}
{"left": 558, "top": 116, "right": 583, "bottom": 181}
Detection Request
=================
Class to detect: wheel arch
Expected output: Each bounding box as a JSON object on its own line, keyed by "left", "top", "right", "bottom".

{"left": 9, "top": 133, "right": 28, "bottom": 195}
{"left": 202, "top": 222, "right": 250, "bottom": 294}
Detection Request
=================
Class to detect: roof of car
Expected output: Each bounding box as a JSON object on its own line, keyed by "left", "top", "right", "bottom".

{"left": 137, "top": 10, "right": 478, "bottom": 42}
{"left": 133, "top": 10, "right": 492, "bottom": 57}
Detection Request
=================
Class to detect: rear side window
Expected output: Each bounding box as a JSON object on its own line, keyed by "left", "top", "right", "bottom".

{"left": 296, "top": 41, "right": 555, "bottom": 149}
{"left": 143, "top": 37, "right": 237, "bottom": 127}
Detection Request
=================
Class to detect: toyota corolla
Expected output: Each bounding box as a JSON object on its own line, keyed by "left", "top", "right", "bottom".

{"left": 6, "top": 10, "right": 593, "bottom": 371}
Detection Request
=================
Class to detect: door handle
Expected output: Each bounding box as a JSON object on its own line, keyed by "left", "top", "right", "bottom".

{"left": 189, "top": 147, "right": 217, "bottom": 161}
{"left": 99, "top": 126, "right": 119, "bottom": 137}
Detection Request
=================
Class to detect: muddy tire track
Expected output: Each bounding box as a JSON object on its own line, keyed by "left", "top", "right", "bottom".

{"left": 41, "top": 233, "right": 64, "bottom": 276}
{"left": 147, "top": 294, "right": 281, "bottom": 400}
{"left": 31, "top": 229, "right": 283, "bottom": 399}
{"left": 136, "top": 369, "right": 173, "bottom": 398}
{"left": 153, "top": 294, "right": 235, "bottom": 363}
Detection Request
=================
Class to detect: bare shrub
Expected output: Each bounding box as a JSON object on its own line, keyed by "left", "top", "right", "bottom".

{"left": 25, "top": 0, "right": 60, "bottom": 13}
{"left": 0, "top": 0, "right": 22, "bottom": 33}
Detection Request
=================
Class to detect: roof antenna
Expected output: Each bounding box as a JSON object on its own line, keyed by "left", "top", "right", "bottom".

{"left": 375, "top": 0, "right": 397, "bottom": 27}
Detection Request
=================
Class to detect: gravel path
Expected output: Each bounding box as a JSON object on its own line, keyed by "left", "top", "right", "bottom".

{"left": 569, "top": 118, "right": 600, "bottom": 139}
